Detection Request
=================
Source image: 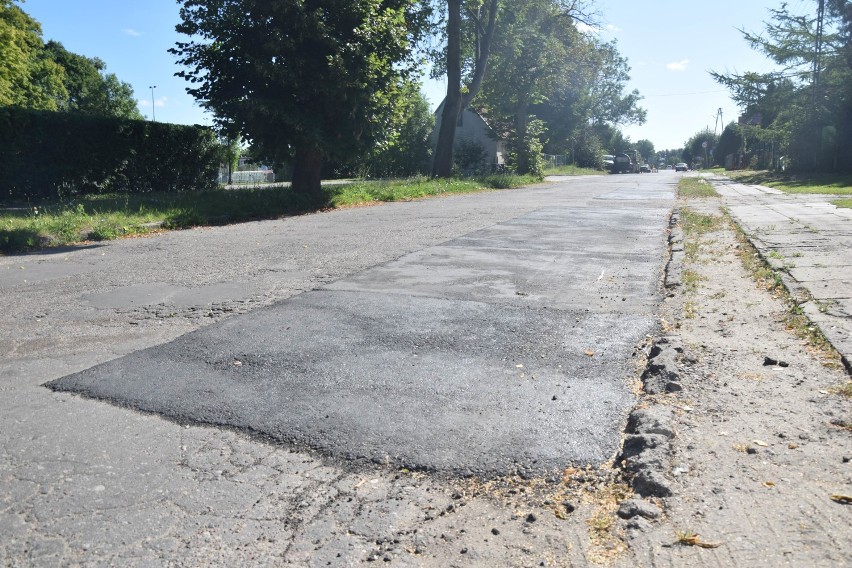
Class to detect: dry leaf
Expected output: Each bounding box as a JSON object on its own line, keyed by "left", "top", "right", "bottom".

{"left": 763, "top": 481, "right": 775, "bottom": 488}
{"left": 788, "top": 443, "right": 798, "bottom": 449}
{"left": 753, "top": 440, "right": 769, "bottom": 447}
{"left": 677, "top": 532, "right": 722, "bottom": 548}
{"left": 584, "top": 350, "right": 595, "bottom": 357}
{"left": 830, "top": 494, "right": 852, "bottom": 504}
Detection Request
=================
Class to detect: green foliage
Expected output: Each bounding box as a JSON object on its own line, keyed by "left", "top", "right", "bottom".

{"left": 42, "top": 41, "right": 143, "bottom": 119}
{"left": 712, "top": 2, "right": 852, "bottom": 172}
{"left": 635, "top": 139, "right": 655, "bottom": 164}
{"left": 682, "top": 128, "right": 718, "bottom": 167}
{"left": 506, "top": 118, "right": 545, "bottom": 178}
{"left": 0, "top": 0, "right": 66, "bottom": 110}
{"left": 715, "top": 122, "right": 745, "bottom": 167}
{"left": 359, "top": 81, "right": 434, "bottom": 178}
{"left": 478, "top": 1, "right": 645, "bottom": 175}
{"left": 453, "top": 138, "right": 488, "bottom": 175}
{"left": 0, "top": 107, "right": 221, "bottom": 200}
{"left": 172, "top": 0, "right": 428, "bottom": 193}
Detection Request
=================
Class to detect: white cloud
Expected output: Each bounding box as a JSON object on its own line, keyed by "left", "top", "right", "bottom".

{"left": 666, "top": 59, "right": 690, "bottom": 72}
{"left": 138, "top": 96, "right": 168, "bottom": 108}
{"left": 123, "top": 28, "right": 141, "bottom": 37}
{"left": 575, "top": 22, "right": 598, "bottom": 35}
{"left": 576, "top": 22, "right": 622, "bottom": 36}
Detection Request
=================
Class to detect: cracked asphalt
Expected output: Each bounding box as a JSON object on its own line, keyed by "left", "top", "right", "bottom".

{"left": 1, "top": 173, "right": 676, "bottom": 565}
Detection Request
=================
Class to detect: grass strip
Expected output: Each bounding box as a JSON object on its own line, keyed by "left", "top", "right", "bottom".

{"left": 678, "top": 176, "right": 719, "bottom": 198}
{"left": 1, "top": 174, "right": 541, "bottom": 253}
{"left": 724, "top": 170, "right": 852, "bottom": 195}
{"left": 543, "top": 165, "right": 605, "bottom": 176}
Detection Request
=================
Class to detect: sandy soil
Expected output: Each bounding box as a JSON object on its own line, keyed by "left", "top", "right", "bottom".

{"left": 619, "top": 192, "right": 852, "bottom": 567}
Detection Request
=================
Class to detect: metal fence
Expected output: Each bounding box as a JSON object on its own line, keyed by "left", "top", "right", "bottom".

{"left": 217, "top": 169, "right": 275, "bottom": 185}
{"left": 542, "top": 154, "right": 572, "bottom": 169}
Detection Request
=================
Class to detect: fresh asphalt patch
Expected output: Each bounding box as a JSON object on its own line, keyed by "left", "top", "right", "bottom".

{"left": 48, "top": 202, "right": 669, "bottom": 478}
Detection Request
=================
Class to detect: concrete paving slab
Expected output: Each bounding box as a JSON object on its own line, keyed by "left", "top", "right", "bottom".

{"left": 710, "top": 174, "right": 852, "bottom": 369}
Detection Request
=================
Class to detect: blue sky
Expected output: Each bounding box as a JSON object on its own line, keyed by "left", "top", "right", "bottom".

{"left": 20, "top": 0, "right": 815, "bottom": 150}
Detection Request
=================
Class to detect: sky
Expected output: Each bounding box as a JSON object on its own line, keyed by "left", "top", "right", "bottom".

{"left": 19, "top": 0, "right": 818, "bottom": 150}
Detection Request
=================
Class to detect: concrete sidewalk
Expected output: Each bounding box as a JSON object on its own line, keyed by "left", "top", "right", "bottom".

{"left": 708, "top": 175, "right": 852, "bottom": 370}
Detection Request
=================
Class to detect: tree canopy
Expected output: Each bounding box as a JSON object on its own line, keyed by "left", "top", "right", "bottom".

{"left": 0, "top": 0, "right": 66, "bottom": 110}
{"left": 0, "top": 1, "right": 141, "bottom": 119}
{"left": 712, "top": 0, "right": 852, "bottom": 172}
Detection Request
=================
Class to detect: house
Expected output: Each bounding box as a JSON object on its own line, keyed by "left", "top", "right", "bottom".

{"left": 431, "top": 102, "right": 506, "bottom": 173}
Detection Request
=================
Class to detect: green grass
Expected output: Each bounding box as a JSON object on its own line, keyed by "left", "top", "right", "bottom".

{"left": 543, "top": 165, "right": 605, "bottom": 176}
{"left": 833, "top": 198, "right": 852, "bottom": 209}
{"left": 679, "top": 208, "right": 723, "bottom": 236}
{"left": 678, "top": 176, "right": 719, "bottom": 198}
{"left": 1, "top": 174, "right": 540, "bottom": 253}
{"left": 725, "top": 170, "right": 852, "bottom": 195}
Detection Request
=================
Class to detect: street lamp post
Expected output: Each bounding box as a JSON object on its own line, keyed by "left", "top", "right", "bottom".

{"left": 149, "top": 85, "right": 157, "bottom": 122}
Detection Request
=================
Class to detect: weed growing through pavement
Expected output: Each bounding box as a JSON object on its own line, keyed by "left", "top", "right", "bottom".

{"left": 830, "top": 381, "right": 852, "bottom": 398}
{"left": 730, "top": 219, "right": 843, "bottom": 369}
{"left": 682, "top": 269, "right": 707, "bottom": 294}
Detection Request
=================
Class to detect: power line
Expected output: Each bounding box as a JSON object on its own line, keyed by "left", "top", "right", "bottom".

{"left": 642, "top": 89, "right": 728, "bottom": 98}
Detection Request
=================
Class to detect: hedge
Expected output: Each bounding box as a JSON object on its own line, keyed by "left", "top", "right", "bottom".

{"left": 0, "top": 107, "right": 221, "bottom": 201}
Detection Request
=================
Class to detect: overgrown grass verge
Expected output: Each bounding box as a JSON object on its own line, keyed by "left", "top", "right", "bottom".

{"left": 678, "top": 176, "right": 719, "bottom": 198}
{"left": 731, "top": 216, "right": 843, "bottom": 369}
{"left": 724, "top": 170, "right": 852, "bottom": 195}
{"left": 543, "top": 165, "right": 605, "bottom": 176}
{"left": 1, "top": 174, "right": 538, "bottom": 253}
{"left": 832, "top": 198, "right": 852, "bottom": 209}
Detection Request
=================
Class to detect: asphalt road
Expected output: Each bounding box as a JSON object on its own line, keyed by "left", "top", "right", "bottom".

{"left": 1, "top": 172, "right": 678, "bottom": 564}
{"left": 36, "top": 174, "right": 672, "bottom": 478}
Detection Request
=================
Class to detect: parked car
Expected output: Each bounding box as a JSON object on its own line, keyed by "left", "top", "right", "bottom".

{"left": 675, "top": 163, "right": 688, "bottom": 172}
{"left": 639, "top": 164, "right": 651, "bottom": 173}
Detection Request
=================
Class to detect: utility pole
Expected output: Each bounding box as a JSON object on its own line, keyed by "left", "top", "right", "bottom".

{"left": 714, "top": 108, "right": 724, "bottom": 138}
{"left": 149, "top": 85, "right": 157, "bottom": 122}
{"left": 814, "top": 0, "right": 826, "bottom": 104}
{"left": 813, "top": 0, "right": 826, "bottom": 168}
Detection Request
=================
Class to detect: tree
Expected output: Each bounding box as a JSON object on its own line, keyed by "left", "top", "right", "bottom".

{"left": 635, "top": 139, "right": 654, "bottom": 165}
{"left": 172, "top": 0, "right": 427, "bottom": 195}
{"left": 362, "top": 80, "right": 435, "bottom": 177}
{"left": 43, "top": 41, "right": 142, "bottom": 119}
{"left": 0, "top": 0, "right": 66, "bottom": 110}
{"left": 682, "top": 128, "right": 718, "bottom": 167}
{"left": 476, "top": 0, "right": 578, "bottom": 175}
{"left": 715, "top": 122, "right": 745, "bottom": 168}
{"left": 712, "top": 1, "right": 852, "bottom": 171}
{"left": 532, "top": 36, "right": 645, "bottom": 163}
{"left": 431, "top": 0, "right": 499, "bottom": 178}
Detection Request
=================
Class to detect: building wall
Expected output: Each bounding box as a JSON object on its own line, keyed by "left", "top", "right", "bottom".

{"left": 431, "top": 103, "right": 504, "bottom": 171}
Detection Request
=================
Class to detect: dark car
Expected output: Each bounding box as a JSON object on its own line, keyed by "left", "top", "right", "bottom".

{"left": 675, "top": 163, "right": 688, "bottom": 172}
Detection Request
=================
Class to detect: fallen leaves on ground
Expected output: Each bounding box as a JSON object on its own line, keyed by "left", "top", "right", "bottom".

{"left": 830, "top": 494, "right": 852, "bottom": 504}
{"left": 675, "top": 531, "right": 722, "bottom": 548}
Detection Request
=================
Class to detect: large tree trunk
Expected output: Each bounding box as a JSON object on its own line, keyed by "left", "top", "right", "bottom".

{"left": 431, "top": 0, "right": 462, "bottom": 178}
{"left": 292, "top": 146, "right": 323, "bottom": 195}
{"left": 432, "top": 0, "right": 499, "bottom": 178}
